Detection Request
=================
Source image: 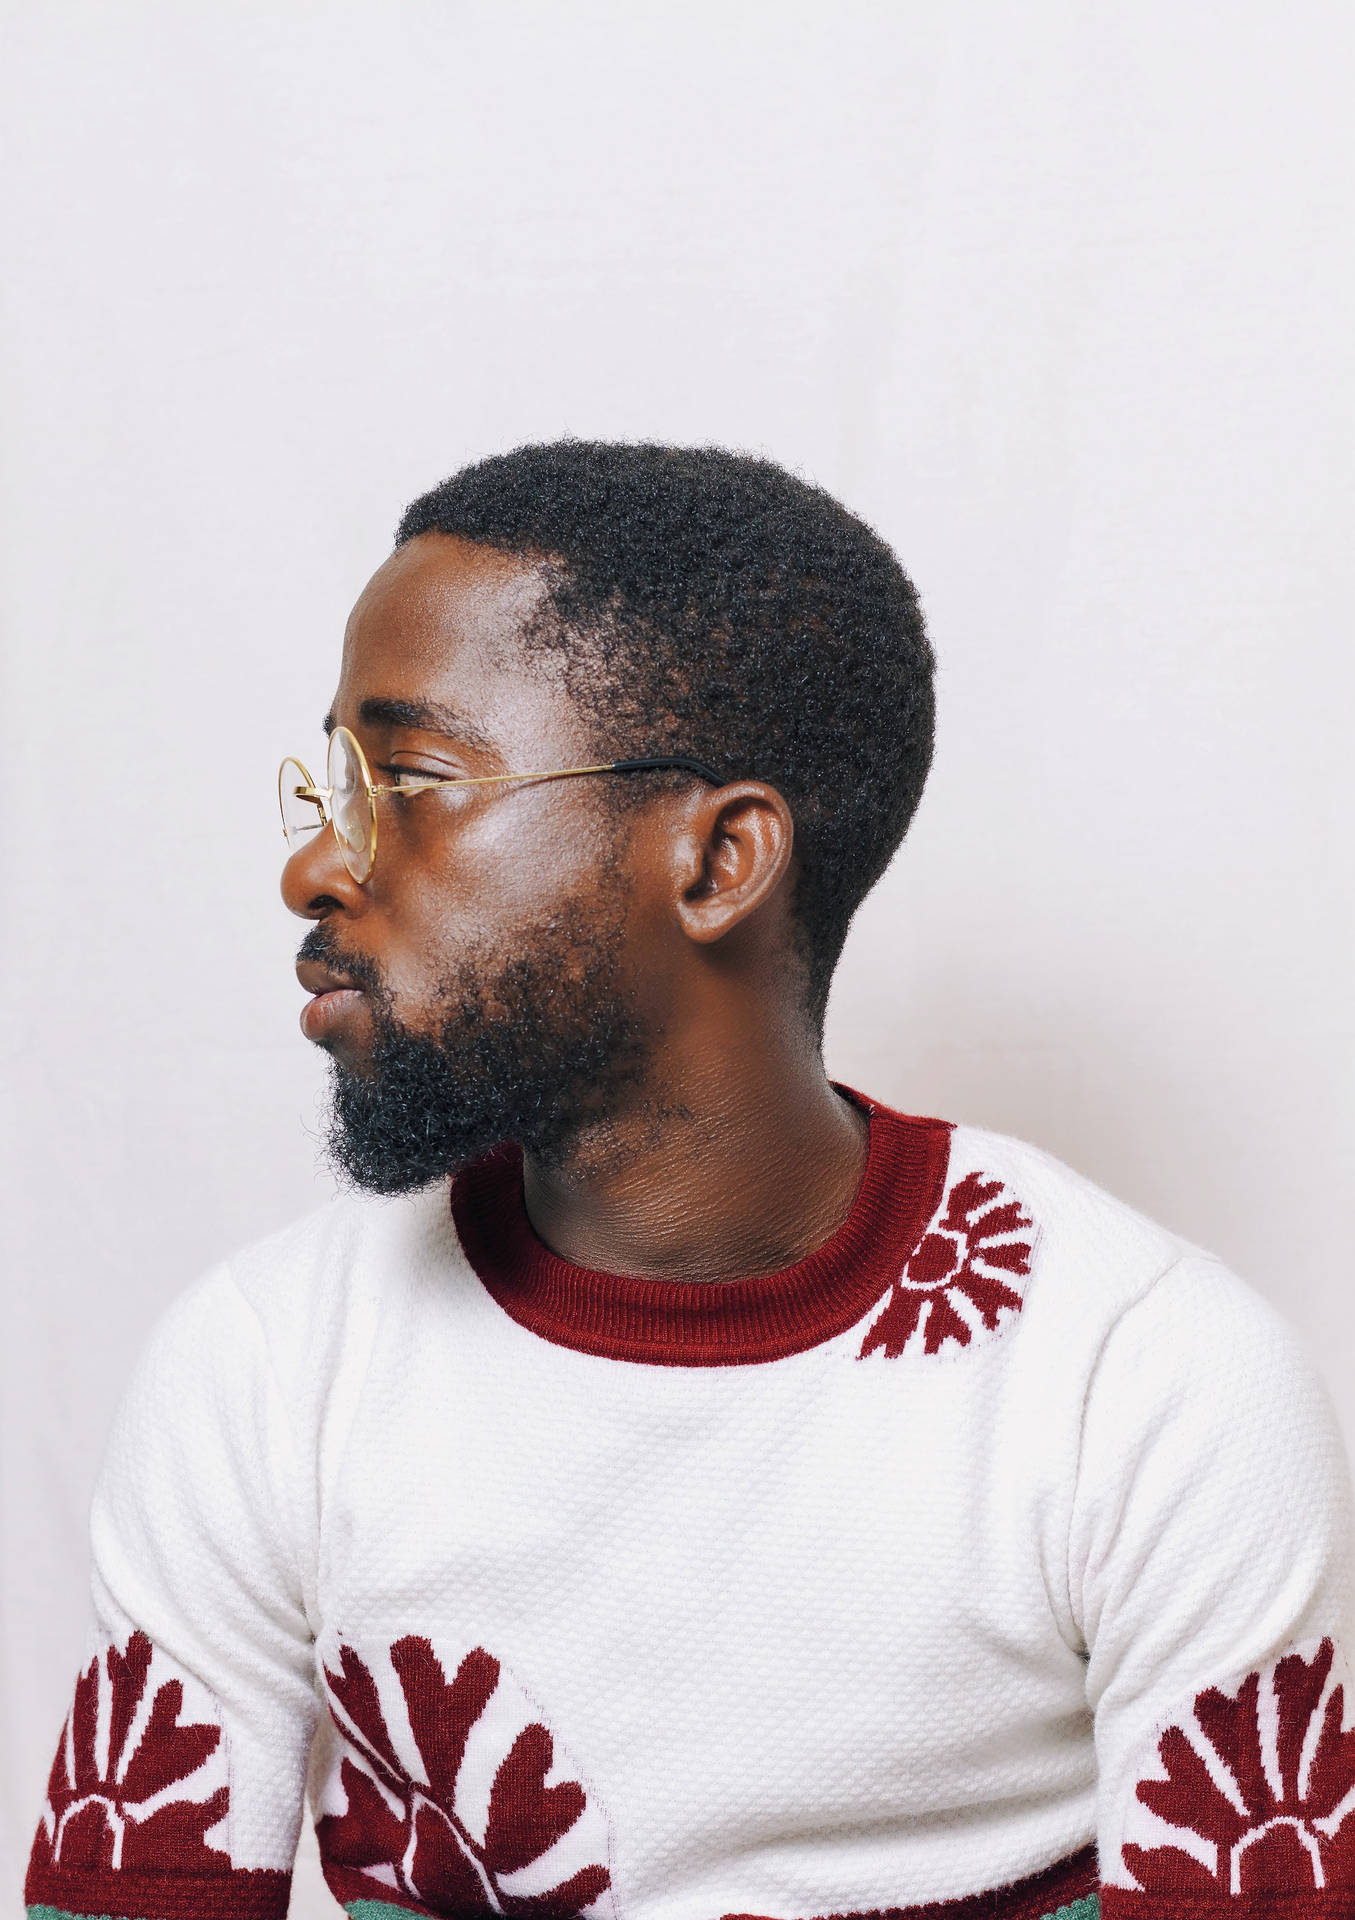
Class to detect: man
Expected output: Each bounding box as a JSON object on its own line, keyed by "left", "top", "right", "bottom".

{"left": 27, "top": 441, "right": 1355, "bottom": 1920}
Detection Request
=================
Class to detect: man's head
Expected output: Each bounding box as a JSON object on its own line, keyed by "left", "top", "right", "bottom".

{"left": 283, "top": 440, "right": 934, "bottom": 1192}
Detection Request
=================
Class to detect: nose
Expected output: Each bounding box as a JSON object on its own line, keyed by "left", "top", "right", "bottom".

{"left": 280, "top": 821, "right": 368, "bottom": 920}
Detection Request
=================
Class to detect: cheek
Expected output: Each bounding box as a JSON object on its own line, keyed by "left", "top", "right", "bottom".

{"left": 367, "top": 801, "right": 618, "bottom": 1010}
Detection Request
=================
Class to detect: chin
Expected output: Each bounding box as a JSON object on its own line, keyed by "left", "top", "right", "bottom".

{"left": 320, "top": 1034, "right": 381, "bottom": 1079}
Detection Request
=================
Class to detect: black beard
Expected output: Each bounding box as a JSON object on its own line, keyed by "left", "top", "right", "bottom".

{"left": 298, "top": 909, "right": 650, "bottom": 1195}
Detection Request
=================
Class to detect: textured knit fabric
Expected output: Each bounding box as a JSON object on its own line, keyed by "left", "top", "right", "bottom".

{"left": 25, "top": 1091, "right": 1355, "bottom": 1920}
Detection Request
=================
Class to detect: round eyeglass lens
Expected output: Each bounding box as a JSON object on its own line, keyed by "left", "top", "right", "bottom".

{"left": 327, "top": 726, "right": 376, "bottom": 883}
{"left": 278, "top": 757, "right": 326, "bottom": 853}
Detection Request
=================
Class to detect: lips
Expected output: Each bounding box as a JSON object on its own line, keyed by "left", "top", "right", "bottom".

{"left": 296, "top": 956, "right": 370, "bottom": 1046}
{"left": 296, "top": 958, "right": 364, "bottom": 999}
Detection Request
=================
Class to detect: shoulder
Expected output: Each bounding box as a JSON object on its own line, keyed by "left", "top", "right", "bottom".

{"left": 1078, "top": 1246, "right": 1342, "bottom": 1501}
{"left": 904, "top": 1113, "right": 1320, "bottom": 1392}
{"left": 940, "top": 1119, "right": 1336, "bottom": 1454}
{"left": 224, "top": 1183, "right": 458, "bottom": 1321}
{"left": 935, "top": 1118, "right": 1196, "bottom": 1323}
{"left": 132, "top": 1184, "right": 466, "bottom": 1416}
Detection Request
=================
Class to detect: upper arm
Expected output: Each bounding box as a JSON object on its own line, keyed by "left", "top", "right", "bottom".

{"left": 26, "top": 1267, "right": 317, "bottom": 1920}
{"left": 1072, "top": 1256, "right": 1355, "bottom": 1912}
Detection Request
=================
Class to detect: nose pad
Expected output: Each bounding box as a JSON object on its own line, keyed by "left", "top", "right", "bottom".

{"left": 335, "top": 803, "right": 374, "bottom": 881}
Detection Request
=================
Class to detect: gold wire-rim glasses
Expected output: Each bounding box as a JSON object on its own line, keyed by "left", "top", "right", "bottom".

{"left": 278, "top": 723, "right": 724, "bottom": 885}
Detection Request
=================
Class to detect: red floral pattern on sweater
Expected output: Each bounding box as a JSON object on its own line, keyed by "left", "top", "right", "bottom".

{"left": 858, "top": 1169, "right": 1036, "bottom": 1359}
{"left": 317, "top": 1633, "right": 613, "bottom": 1917}
{"left": 1121, "top": 1639, "right": 1355, "bottom": 1895}
{"left": 29, "top": 1630, "right": 230, "bottom": 1876}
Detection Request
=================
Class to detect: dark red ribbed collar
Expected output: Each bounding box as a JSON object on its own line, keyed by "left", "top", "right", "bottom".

{"left": 449, "top": 1089, "right": 953, "bottom": 1367}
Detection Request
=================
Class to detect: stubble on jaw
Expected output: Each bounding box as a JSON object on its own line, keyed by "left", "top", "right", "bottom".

{"left": 305, "top": 866, "right": 662, "bottom": 1194}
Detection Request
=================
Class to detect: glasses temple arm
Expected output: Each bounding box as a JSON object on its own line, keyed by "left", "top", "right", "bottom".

{"left": 609, "top": 755, "right": 725, "bottom": 784}
{"left": 361, "top": 757, "right": 726, "bottom": 796}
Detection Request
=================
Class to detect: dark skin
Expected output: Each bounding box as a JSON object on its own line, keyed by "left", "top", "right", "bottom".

{"left": 282, "top": 532, "right": 868, "bottom": 1282}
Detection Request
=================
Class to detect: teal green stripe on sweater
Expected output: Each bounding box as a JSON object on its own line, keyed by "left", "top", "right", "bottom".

{"left": 29, "top": 1906, "right": 128, "bottom": 1920}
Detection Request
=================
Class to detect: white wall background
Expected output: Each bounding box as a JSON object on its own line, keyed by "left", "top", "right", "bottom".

{"left": 2, "top": 3, "right": 1351, "bottom": 1911}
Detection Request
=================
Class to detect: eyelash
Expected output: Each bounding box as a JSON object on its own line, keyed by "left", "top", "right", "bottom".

{"left": 377, "top": 763, "right": 454, "bottom": 790}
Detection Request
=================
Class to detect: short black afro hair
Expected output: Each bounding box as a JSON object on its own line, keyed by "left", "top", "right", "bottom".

{"left": 396, "top": 440, "right": 935, "bottom": 1031}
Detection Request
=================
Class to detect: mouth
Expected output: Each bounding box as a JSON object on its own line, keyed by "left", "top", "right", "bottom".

{"left": 295, "top": 957, "right": 370, "bottom": 1047}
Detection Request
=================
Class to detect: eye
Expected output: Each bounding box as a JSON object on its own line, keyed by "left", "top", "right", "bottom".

{"left": 378, "top": 763, "right": 454, "bottom": 792}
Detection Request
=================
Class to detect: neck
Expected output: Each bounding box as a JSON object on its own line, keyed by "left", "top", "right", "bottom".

{"left": 520, "top": 1016, "right": 869, "bottom": 1284}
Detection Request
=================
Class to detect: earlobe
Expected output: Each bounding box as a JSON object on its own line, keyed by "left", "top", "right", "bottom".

{"left": 672, "top": 782, "right": 795, "bottom": 947}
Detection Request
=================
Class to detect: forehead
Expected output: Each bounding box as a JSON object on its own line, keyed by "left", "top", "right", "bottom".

{"left": 334, "top": 533, "right": 579, "bottom": 755}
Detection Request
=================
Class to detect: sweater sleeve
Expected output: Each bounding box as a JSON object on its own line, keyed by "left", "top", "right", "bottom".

{"left": 25, "top": 1266, "right": 317, "bottom": 1920}
{"left": 1070, "top": 1253, "right": 1355, "bottom": 1918}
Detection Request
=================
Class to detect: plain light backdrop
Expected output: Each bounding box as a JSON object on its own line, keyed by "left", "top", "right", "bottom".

{"left": 2, "top": 3, "right": 1352, "bottom": 1910}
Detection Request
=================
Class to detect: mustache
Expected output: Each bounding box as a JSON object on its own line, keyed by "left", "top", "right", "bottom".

{"left": 296, "top": 922, "right": 386, "bottom": 998}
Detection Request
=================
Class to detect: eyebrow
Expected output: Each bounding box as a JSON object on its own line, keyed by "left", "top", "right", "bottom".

{"left": 323, "top": 696, "right": 499, "bottom": 755}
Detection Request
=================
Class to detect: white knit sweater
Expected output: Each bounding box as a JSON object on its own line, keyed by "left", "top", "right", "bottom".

{"left": 26, "top": 1092, "right": 1355, "bottom": 1920}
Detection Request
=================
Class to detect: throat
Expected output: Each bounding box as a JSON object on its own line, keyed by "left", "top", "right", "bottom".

{"left": 519, "top": 1077, "right": 871, "bottom": 1284}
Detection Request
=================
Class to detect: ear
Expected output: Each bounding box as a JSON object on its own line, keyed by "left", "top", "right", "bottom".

{"left": 670, "top": 781, "right": 796, "bottom": 946}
